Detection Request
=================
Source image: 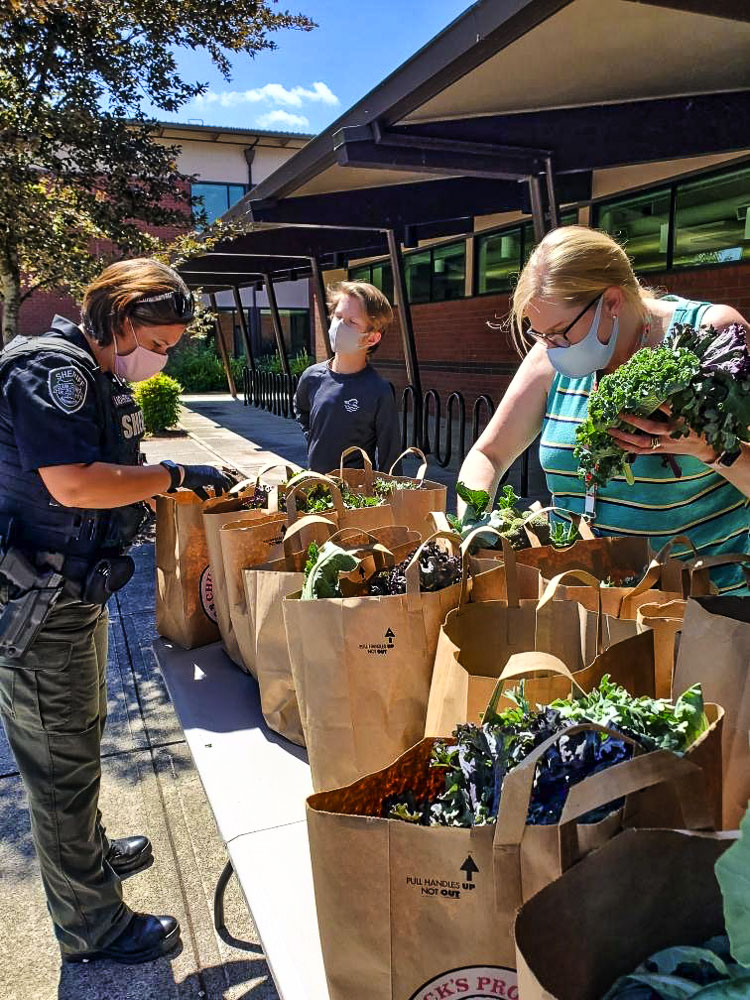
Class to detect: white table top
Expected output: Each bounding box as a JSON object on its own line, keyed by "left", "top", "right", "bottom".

{"left": 154, "top": 638, "right": 328, "bottom": 1000}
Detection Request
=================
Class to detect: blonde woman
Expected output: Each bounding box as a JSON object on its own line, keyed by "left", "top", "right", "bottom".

{"left": 458, "top": 226, "right": 750, "bottom": 593}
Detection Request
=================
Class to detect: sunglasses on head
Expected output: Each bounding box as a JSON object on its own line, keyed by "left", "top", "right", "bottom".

{"left": 135, "top": 288, "right": 195, "bottom": 321}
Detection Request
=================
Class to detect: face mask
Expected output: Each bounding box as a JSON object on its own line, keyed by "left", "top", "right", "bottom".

{"left": 113, "top": 321, "right": 168, "bottom": 382}
{"left": 546, "top": 297, "right": 620, "bottom": 378}
{"left": 329, "top": 316, "right": 366, "bottom": 355}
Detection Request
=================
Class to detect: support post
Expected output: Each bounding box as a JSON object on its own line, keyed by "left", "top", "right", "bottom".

{"left": 544, "top": 157, "right": 560, "bottom": 230}
{"left": 231, "top": 285, "right": 255, "bottom": 371}
{"left": 386, "top": 228, "right": 422, "bottom": 399}
{"left": 309, "top": 256, "right": 333, "bottom": 359}
{"left": 528, "top": 175, "right": 546, "bottom": 244}
{"left": 209, "top": 293, "right": 237, "bottom": 398}
{"left": 263, "top": 273, "right": 291, "bottom": 377}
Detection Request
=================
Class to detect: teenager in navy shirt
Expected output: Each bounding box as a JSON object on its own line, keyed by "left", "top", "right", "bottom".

{"left": 294, "top": 281, "right": 401, "bottom": 473}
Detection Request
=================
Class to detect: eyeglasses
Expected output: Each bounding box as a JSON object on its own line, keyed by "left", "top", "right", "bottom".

{"left": 522, "top": 293, "right": 603, "bottom": 348}
{"left": 135, "top": 289, "right": 195, "bottom": 322}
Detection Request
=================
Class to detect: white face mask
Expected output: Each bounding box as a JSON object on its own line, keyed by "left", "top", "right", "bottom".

{"left": 329, "top": 316, "right": 367, "bottom": 355}
{"left": 546, "top": 297, "right": 620, "bottom": 378}
{"left": 113, "top": 321, "right": 168, "bottom": 382}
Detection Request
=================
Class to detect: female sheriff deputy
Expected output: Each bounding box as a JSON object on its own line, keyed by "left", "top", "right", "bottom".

{"left": 0, "top": 259, "right": 234, "bottom": 964}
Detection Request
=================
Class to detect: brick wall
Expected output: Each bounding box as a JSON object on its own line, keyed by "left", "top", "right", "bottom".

{"left": 312, "top": 262, "right": 750, "bottom": 410}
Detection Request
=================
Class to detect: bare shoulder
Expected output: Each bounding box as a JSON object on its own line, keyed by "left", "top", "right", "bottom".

{"left": 703, "top": 304, "right": 749, "bottom": 331}
{"left": 511, "top": 342, "right": 556, "bottom": 395}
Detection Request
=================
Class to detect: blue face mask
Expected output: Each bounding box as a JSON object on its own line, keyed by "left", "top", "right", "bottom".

{"left": 546, "top": 297, "right": 620, "bottom": 378}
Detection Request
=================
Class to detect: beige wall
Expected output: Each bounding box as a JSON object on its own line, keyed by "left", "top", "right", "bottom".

{"left": 591, "top": 150, "right": 750, "bottom": 200}
{"left": 156, "top": 135, "right": 307, "bottom": 187}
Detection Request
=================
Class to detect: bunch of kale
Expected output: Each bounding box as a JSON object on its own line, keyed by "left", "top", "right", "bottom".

{"left": 575, "top": 323, "right": 750, "bottom": 489}
{"left": 384, "top": 678, "right": 707, "bottom": 829}
{"left": 448, "top": 483, "right": 559, "bottom": 551}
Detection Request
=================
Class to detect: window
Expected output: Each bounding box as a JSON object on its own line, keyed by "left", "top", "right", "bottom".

{"left": 596, "top": 188, "right": 672, "bottom": 272}
{"left": 258, "top": 308, "right": 310, "bottom": 359}
{"left": 673, "top": 166, "right": 750, "bottom": 268}
{"left": 191, "top": 181, "right": 249, "bottom": 225}
{"left": 403, "top": 250, "right": 433, "bottom": 304}
{"left": 477, "top": 227, "right": 523, "bottom": 294}
{"left": 432, "top": 242, "right": 466, "bottom": 301}
{"left": 348, "top": 265, "right": 370, "bottom": 282}
{"left": 476, "top": 211, "right": 578, "bottom": 294}
{"left": 346, "top": 262, "right": 395, "bottom": 302}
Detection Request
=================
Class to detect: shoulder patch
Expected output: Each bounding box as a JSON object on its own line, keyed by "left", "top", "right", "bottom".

{"left": 47, "top": 366, "right": 88, "bottom": 414}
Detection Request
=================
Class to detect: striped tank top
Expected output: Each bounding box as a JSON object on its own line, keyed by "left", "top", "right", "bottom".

{"left": 540, "top": 296, "right": 750, "bottom": 594}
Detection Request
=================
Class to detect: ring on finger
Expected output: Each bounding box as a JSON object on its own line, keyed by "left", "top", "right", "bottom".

{"left": 650, "top": 436, "right": 661, "bottom": 450}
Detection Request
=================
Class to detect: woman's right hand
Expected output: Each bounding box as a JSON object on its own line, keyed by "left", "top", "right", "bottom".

{"left": 456, "top": 343, "right": 553, "bottom": 514}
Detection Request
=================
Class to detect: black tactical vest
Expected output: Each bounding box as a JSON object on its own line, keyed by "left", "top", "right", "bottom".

{"left": 0, "top": 329, "right": 148, "bottom": 563}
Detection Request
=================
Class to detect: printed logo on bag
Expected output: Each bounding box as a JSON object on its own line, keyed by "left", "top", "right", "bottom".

{"left": 343, "top": 398, "right": 359, "bottom": 413}
{"left": 410, "top": 966, "right": 518, "bottom": 999}
{"left": 358, "top": 627, "right": 396, "bottom": 656}
{"left": 199, "top": 566, "right": 218, "bottom": 623}
{"left": 48, "top": 366, "right": 88, "bottom": 414}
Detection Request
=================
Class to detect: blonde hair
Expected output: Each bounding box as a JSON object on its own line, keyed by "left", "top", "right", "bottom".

{"left": 510, "top": 226, "right": 651, "bottom": 354}
{"left": 82, "top": 258, "right": 191, "bottom": 345}
{"left": 328, "top": 281, "right": 393, "bottom": 333}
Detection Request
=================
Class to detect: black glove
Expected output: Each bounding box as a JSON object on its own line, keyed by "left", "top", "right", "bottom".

{"left": 161, "top": 461, "right": 236, "bottom": 501}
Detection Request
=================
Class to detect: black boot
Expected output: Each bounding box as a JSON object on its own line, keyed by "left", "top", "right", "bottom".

{"left": 64, "top": 913, "right": 181, "bottom": 964}
{"left": 107, "top": 835, "right": 153, "bottom": 878}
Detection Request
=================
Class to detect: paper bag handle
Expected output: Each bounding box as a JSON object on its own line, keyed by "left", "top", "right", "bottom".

{"left": 484, "top": 651, "right": 585, "bottom": 722}
{"left": 687, "top": 553, "right": 750, "bottom": 597}
{"left": 255, "top": 461, "right": 301, "bottom": 485}
{"left": 428, "top": 511, "right": 452, "bottom": 534}
{"left": 459, "top": 527, "right": 519, "bottom": 608}
{"left": 284, "top": 472, "right": 345, "bottom": 523}
{"left": 404, "top": 530, "right": 462, "bottom": 612}
{"left": 538, "top": 569, "right": 604, "bottom": 655}
{"left": 281, "top": 514, "right": 336, "bottom": 559}
{"left": 636, "top": 599, "right": 687, "bottom": 699}
{"left": 388, "top": 447, "right": 428, "bottom": 481}
{"left": 338, "top": 446, "right": 374, "bottom": 492}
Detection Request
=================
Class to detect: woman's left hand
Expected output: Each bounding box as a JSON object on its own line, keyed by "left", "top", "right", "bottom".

{"left": 608, "top": 404, "right": 717, "bottom": 463}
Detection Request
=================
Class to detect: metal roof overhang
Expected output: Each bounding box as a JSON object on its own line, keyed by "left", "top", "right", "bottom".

{"left": 239, "top": 0, "right": 750, "bottom": 211}
{"left": 185, "top": 0, "right": 750, "bottom": 278}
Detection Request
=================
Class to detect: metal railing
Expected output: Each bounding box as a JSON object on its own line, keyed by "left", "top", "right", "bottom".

{"left": 242, "top": 366, "right": 529, "bottom": 494}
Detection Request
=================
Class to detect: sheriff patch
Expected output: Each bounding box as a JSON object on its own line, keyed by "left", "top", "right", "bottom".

{"left": 48, "top": 366, "right": 88, "bottom": 414}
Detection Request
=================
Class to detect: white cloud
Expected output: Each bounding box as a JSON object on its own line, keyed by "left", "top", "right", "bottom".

{"left": 194, "top": 82, "right": 339, "bottom": 109}
{"left": 255, "top": 110, "right": 310, "bottom": 129}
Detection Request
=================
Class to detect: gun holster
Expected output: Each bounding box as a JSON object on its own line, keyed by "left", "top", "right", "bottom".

{"left": 0, "top": 547, "right": 65, "bottom": 660}
{"left": 81, "top": 555, "right": 135, "bottom": 605}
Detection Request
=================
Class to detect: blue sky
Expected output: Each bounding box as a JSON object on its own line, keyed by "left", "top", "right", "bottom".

{"left": 158, "top": 0, "right": 473, "bottom": 135}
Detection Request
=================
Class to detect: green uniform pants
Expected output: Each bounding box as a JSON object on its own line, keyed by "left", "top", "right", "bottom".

{"left": 0, "top": 595, "right": 132, "bottom": 955}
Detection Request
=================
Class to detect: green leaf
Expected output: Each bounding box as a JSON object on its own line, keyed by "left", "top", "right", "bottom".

{"left": 603, "top": 972, "right": 704, "bottom": 999}
{"left": 301, "top": 542, "right": 361, "bottom": 600}
{"left": 692, "top": 977, "right": 750, "bottom": 998}
{"left": 715, "top": 807, "right": 750, "bottom": 967}
{"left": 455, "top": 481, "right": 491, "bottom": 518}
{"left": 638, "top": 946, "right": 729, "bottom": 979}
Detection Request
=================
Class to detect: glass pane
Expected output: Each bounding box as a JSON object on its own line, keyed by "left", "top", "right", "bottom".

{"left": 674, "top": 167, "right": 750, "bottom": 268}
{"left": 432, "top": 242, "right": 466, "bottom": 301}
{"left": 404, "top": 250, "right": 432, "bottom": 304}
{"left": 597, "top": 189, "right": 671, "bottom": 272}
{"left": 191, "top": 183, "right": 230, "bottom": 225}
{"left": 348, "top": 265, "right": 371, "bottom": 282}
{"left": 371, "top": 262, "right": 394, "bottom": 302}
{"left": 227, "top": 184, "right": 248, "bottom": 209}
{"left": 477, "top": 228, "right": 522, "bottom": 294}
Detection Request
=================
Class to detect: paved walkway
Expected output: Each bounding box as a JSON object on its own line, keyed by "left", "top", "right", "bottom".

{"left": 0, "top": 392, "right": 549, "bottom": 1000}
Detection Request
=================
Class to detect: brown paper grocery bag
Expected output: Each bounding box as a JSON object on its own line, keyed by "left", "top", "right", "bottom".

{"left": 636, "top": 599, "right": 687, "bottom": 698}
{"left": 307, "top": 721, "right": 716, "bottom": 1000}
{"left": 285, "top": 468, "right": 395, "bottom": 534}
{"left": 371, "top": 447, "right": 448, "bottom": 534}
{"left": 204, "top": 482, "right": 287, "bottom": 669}
{"left": 247, "top": 521, "right": 421, "bottom": 746}
{"left": 515, "top": 828, "right": 736, "bottom": 1000}
{"left": 425, "top": 560, "right": 602, "bottom": 736}
{"left": 155, "top": 491, "right": 219, "bottom": 649}
{"left": 283, "top": 530, "right": 466, "bottom": 791}
{"left": 675, "top": 592, "right": 750, "bottom": 829}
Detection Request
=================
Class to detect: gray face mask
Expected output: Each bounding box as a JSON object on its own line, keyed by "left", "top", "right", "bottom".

{"left": 329, "top": 317, "right": 366, "bottom": 354}
{"left": 546, "top": 297, "right": 620, "bottom": 378}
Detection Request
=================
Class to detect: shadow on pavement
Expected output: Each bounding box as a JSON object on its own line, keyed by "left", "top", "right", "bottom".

{"left": 58, "top": 954, "right": 277, "bottom": 1000}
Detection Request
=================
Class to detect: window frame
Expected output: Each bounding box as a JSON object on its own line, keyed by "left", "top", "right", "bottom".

{"left": 190, "top": 180, "right": 250, "bottom": 225}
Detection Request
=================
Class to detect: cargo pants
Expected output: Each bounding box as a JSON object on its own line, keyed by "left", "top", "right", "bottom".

{"left": 0, "top": 594, "right": 132, "bottom": 955}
